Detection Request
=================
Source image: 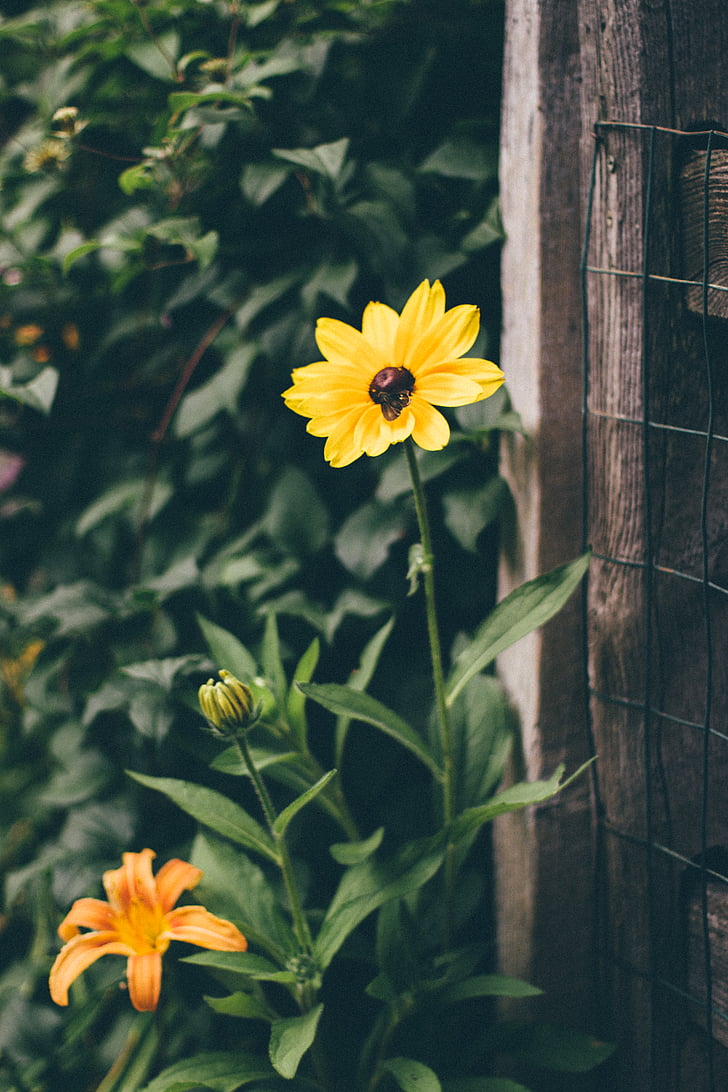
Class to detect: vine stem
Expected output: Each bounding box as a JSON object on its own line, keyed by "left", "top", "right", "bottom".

{"left": 403, "top": 438, "right": 457, "bottom": 945}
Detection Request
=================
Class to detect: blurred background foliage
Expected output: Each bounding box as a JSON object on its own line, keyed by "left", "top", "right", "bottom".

{"left": 0, "top": 0, "right": 514, "bottom": 1086}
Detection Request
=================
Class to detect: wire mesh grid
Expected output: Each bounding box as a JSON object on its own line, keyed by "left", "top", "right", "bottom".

{"left": 580, "top": 121, "right": 728, "bottom": 1090}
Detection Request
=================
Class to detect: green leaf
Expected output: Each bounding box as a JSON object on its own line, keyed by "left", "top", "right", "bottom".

{"left": 169, "top": 90, "right": 256, "bottom": 115}
{"left": 272, "top": 769, "right": 337, "bottom": 837}
{"left": 189, "top": 833, "right": 296, "bottom": 960}
{"left": 127, "top": 773, "right": 278, "bottom": 863}
{"left": 381, "top": 1057, "right": 441, "bottom": 1092}
{"left": 185, "top": 950, "right": 295, "bottom": 984}
{"left": 437, "top": 974, "right": 543, "bottom": 1005}
{"left": 286, "top": 636, "right": 320, "bottom": 746}
{"left": 449, "top": 761, "right": 593, "bottom": 845}
{"left": 273, "top": 137, "right": 349, "bottom": 180}
{"left": 419, "top": 135, "right": 497, "bottom": 181}
{"left": 315, "top": 834, "right": 444, "bottom": 969}
{"left": 334, "top": 500, "right": 409, "bottom": 579}
{"left": 268, "top": 1004, "right": 323, "bottom": 1079}
{"left": 62, "top": 240, "right": 102, "bottom": 272}
{"left": 442, "top": 478, "right": 509, "bottom": 553}
{"left": 329, "top": 827, "right": 384, "bottom": 865}
{"left": 263, "top": 467, "right": 330, "bottom": 557}
{"left": 127, "top": 32, "right": 180, "bottom": 83}
{"left": 261, "top": 611, "right": 287, "bottom": 703}
{"left": 514, "top": 1024, "right": 615, "bottom": 1073}
{"left": 446, "top": 553, "right": 591, "bottom": 706}
{"left": 197, "top": 615, "right": 259, "bottom": 680}
{"left": 335, "top": 617, "right": 395, "bottom": 765}
{"left": 240, "top": 161, "right": 289, "bottom": 206}
{"left": 139, "top": 1051, "right": 274, "bottom": 1092}
{"left": 298, "top": 683, "right": 442, "bottom": 779}
{"left": 451, "top": 674, "right": 514, "bottom": 812}
{"left": 175, "top": 345, "right": 255, "bottom": 438}
{"left": 204, "top": 991, "right": 272, "bottom": 1022}
{"left": 118, "top": 163, "right": 156, "bottom": 196}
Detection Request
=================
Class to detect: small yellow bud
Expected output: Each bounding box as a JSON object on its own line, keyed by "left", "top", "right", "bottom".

{"left": 198, "top": 670, "right": 256, "bottom": 734}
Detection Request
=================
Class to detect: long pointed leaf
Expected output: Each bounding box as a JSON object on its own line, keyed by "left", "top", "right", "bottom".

{"left": 286, "top": 636, "right": 320, "bottom": 748}
{"left": 272, "top": 769, "right": 337, "bottom": 836}
{"left": 298, "top": 682, "right": 442, "bottom": 779}
{"left": 336, "top": 617, "right": 395, "bottom": 766}
{"left": 449, "top": 760, "right": 593, "bottom": 845}
{"left": 446, "top": 552, "right": 591, "bottom": 706}
{"left": 128, "top": 772, "right": 278, "bottom": 863}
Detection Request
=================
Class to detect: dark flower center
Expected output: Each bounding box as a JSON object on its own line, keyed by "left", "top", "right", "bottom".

{"left": 368, "top": 366, "right": 415, "bottom": 421}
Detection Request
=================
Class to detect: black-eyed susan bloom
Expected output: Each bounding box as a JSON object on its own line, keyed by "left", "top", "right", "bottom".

{"left": 282, "top": 279, "right": 504, "bottom": 468}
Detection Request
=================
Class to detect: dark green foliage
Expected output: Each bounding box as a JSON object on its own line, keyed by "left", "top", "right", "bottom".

{"left": 0, "top": 2, "right": 610, "bottom": 1089}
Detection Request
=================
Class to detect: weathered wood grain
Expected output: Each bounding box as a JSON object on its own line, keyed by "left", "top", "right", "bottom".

{"left": 499, "top": 1, "right": 728, "bottom": 1088}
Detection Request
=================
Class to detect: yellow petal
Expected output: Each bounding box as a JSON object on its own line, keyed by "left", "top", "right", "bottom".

{"left": 323, "top": 408, "right": 369, "bottom": 467}
{"left": 49, "top": 932, "right": 133, "bottom": 1006}
{"left": 409, "top": 398, "right": 450, "bottom": 450}
{"left": 315, "top": 318, "right": 385, "bottom": 374}
{"left": 353, "top": 404, "right": 393, "bottom": 456}
{"left": 154, "top": 858, "right": 202, "bottom": 913}
{"left": 126, "top": 951, "right": 163, "bottom": 1012}
{"left": 414, "top": 372, "right": 484, "bottom": 406}
{"left": 395, "top": 280, "right": 446, "bottom": 366}
{"left": 165, "top": 905, "right": 248, "bottom": 950}
{"left": 361, "top": 301, "right": 398, "bottom": 356}
{"left": 409, "top": 305, "right": 480, "bottom": 373}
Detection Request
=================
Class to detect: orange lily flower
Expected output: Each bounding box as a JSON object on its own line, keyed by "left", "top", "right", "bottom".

{"left": 49, "top": 848, "right": 247, "bottom": 1012}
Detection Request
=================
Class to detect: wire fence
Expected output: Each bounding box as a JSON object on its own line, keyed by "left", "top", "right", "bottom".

{"left": 581, "top": 121, "right": 728, "bottom": 1090}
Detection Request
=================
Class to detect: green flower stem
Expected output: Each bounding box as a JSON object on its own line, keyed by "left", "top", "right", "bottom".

{"left": 232, "top": 732, "right": 313, "bottom": 954}
{"left": 404, "top": 438, "right": 456, "bottom": 942}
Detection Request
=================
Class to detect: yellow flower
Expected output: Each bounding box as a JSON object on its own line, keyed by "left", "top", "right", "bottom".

{"left": 282, "top": 279, "right": 504, "bottom": 468}
{"left": 49, "top": 848, "right": 247, "bottom": 1012}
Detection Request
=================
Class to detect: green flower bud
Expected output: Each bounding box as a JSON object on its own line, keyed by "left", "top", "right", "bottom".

{"left": 199, "top": 670, "right": 257, "bottom": 735}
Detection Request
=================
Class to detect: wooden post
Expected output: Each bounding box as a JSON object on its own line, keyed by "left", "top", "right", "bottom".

{"left": 498, "top": 1, "right": 728, "bottom": 1087}
{"left": 497, "top": 0, "right": 594, "bottom": 1031}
